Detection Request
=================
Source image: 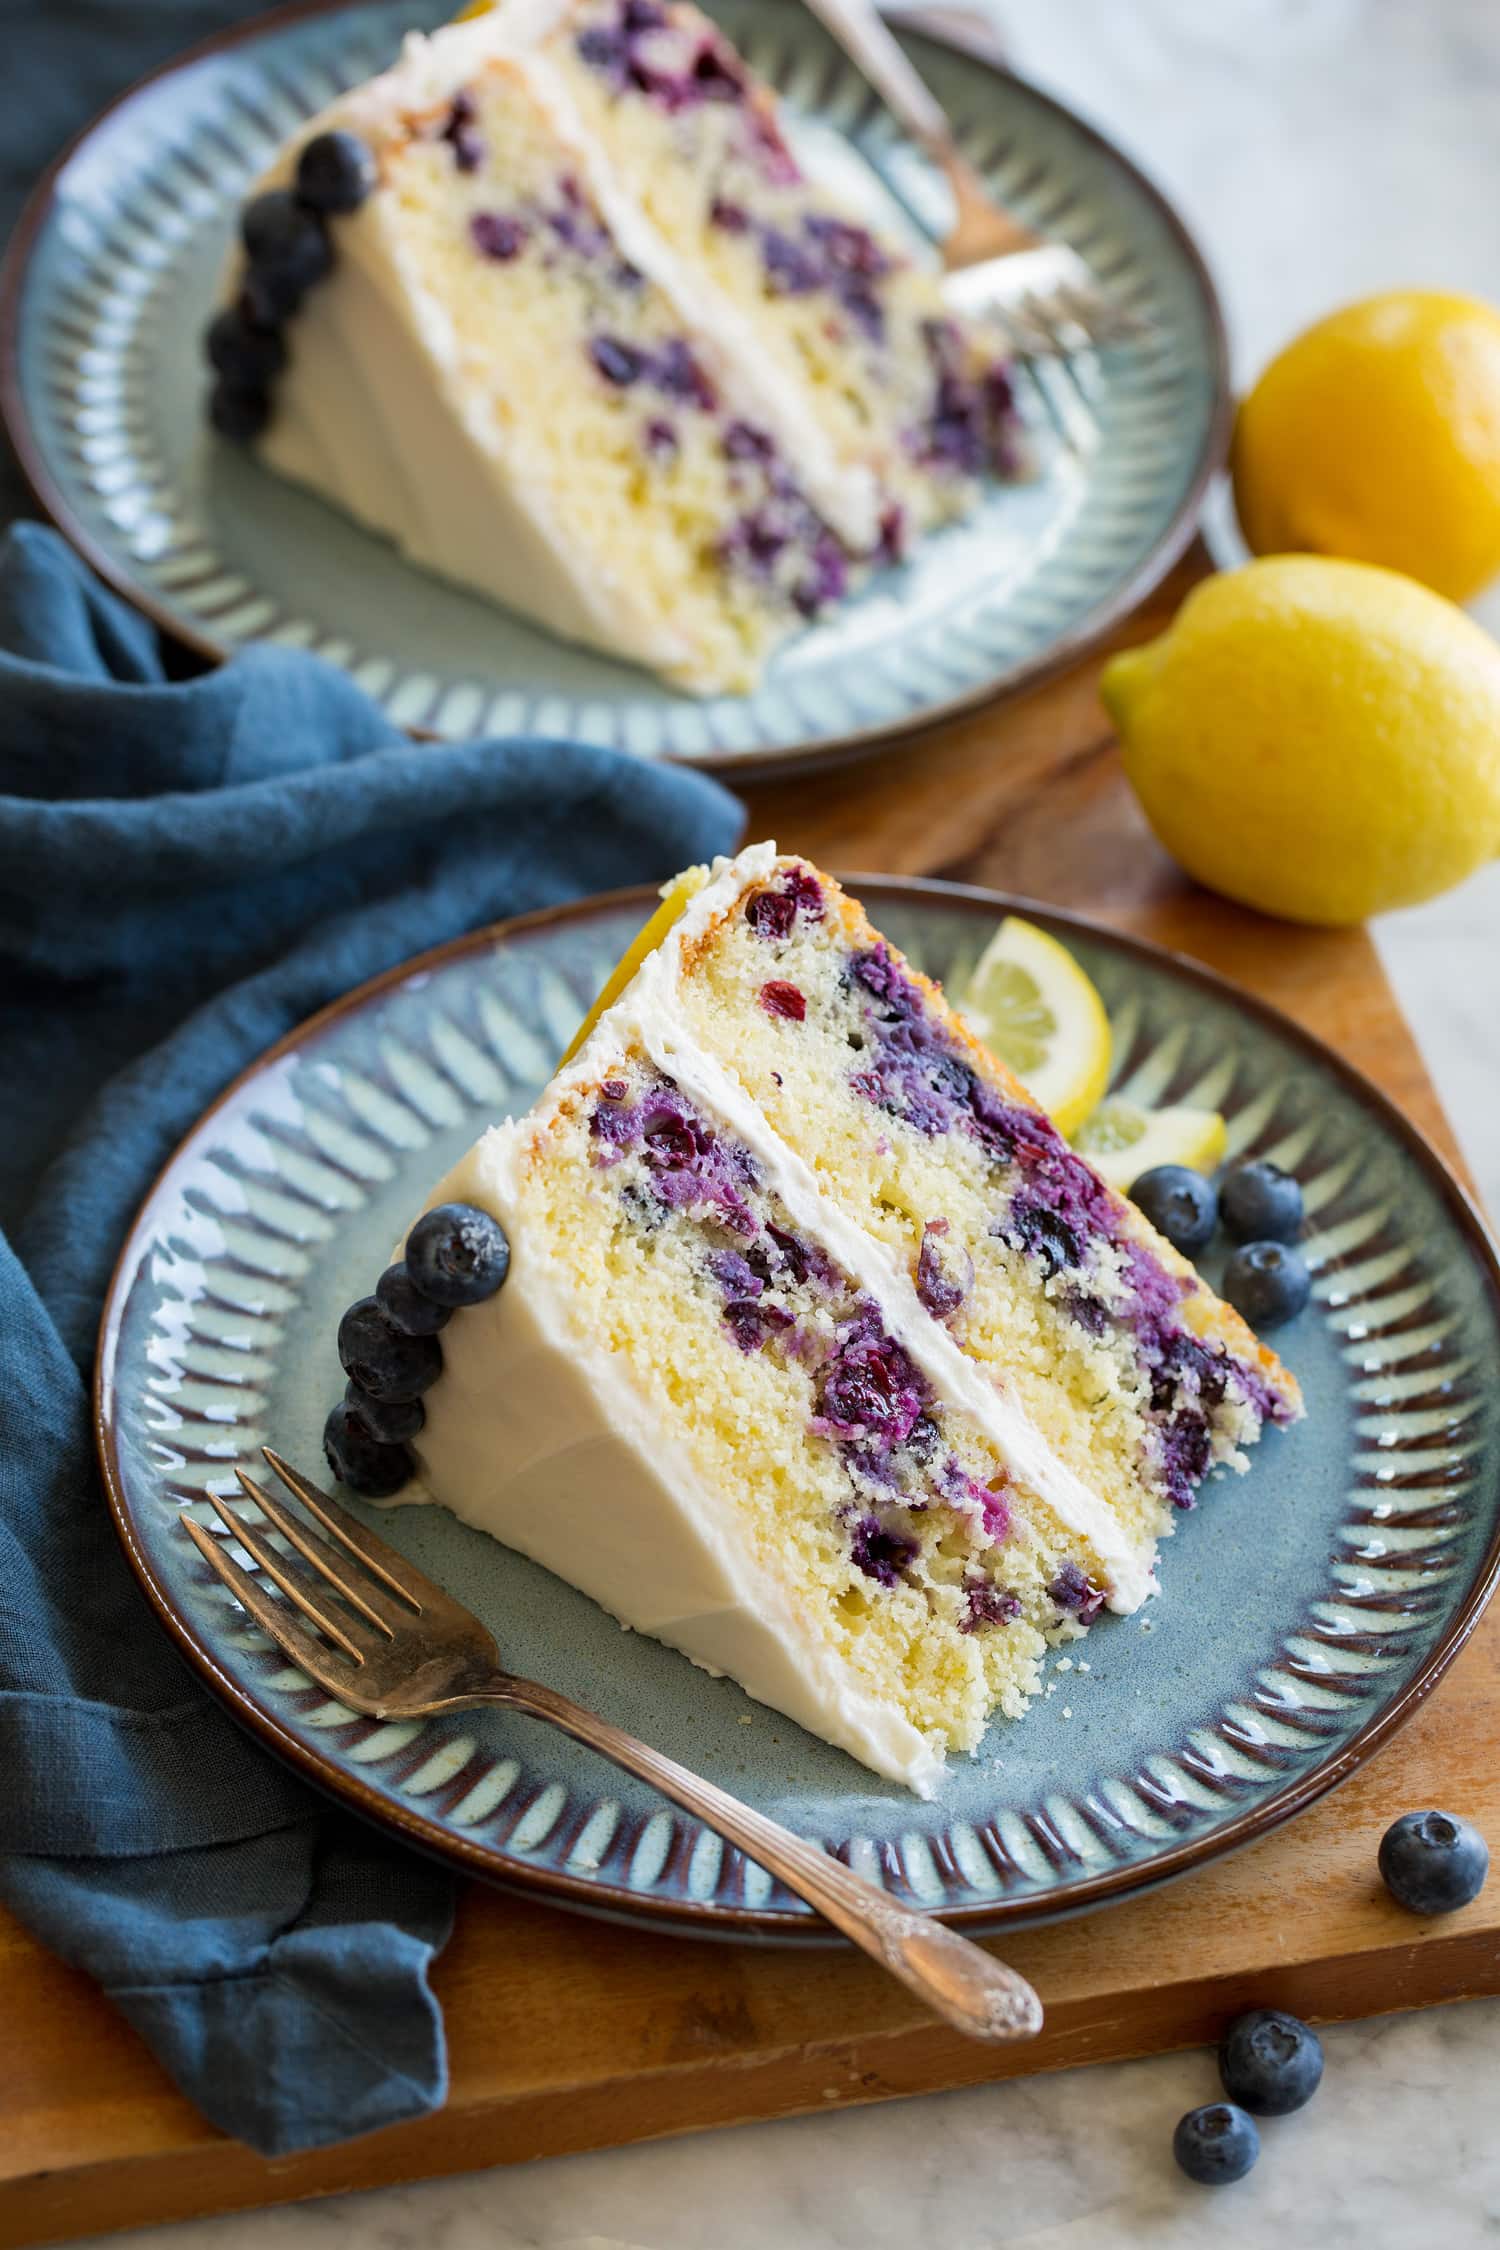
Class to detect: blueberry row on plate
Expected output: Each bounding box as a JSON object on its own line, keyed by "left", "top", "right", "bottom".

{"left": 204, "top": 128, "right": 376, "bottom": 441}
{"left": 325, "top": 1202, "right": 510, "bottom": 1496}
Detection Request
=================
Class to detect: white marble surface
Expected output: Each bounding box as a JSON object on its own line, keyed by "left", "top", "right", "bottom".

{"left": 104, "top": 4, "right": 1500, "bottom": 2245}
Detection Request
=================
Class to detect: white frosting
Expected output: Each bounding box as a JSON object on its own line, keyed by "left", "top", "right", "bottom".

{"left": 407, "top": 845, "right": 1159, "bottom": 1793}
{"left": 259, "top": 202, "right": 697, "bottom": 671}
{"left": 412, "top": 1123, "right": 945, "bottom": 1794}
{"left": 242, "top": 5, "right": 882, "bottom": 677}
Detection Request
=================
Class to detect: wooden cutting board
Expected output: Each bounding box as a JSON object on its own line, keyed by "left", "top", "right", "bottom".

{"left": 6, "top": 543, "right": 1499, "bottom": 2248}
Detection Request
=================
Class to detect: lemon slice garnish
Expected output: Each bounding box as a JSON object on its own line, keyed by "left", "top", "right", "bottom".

{"left": 955, "top": 916, "right": 1113, "bottom": 1137}
{"left": 560, "top": 865, "right": 710, "bottom": 1066}
{"left": 1071, "top": 1096, "right": 1227, "bottom": 1193}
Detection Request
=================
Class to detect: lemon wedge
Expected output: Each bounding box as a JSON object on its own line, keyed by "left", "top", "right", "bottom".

{"left": 956, "top": 916, "right": 1112, "bottom": 1137}
{"left": 560, "top": 865, "right": 710, "bottom": 1066}
{"left": 1071, "top": 1096, "right": 1227, "bottom": 1193}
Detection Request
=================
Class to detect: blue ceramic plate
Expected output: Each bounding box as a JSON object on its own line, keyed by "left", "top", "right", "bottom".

{"left": 96, "top": 880, "right": 1500, "bottom": 1937}
{"left": 2, "top": 0, "right": 1227, "bottom": 774}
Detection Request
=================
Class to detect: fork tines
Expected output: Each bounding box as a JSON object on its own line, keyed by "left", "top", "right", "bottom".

{"left": 181, "top": 1446, "right": 439, "bottom": 1693}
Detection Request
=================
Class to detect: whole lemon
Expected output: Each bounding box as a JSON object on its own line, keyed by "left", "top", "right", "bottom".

{"left": 1232, "top": 291, "right": 1500, "bottom": 602}
{"left": 1100, "top": 556, "right": 1500, "bottom": 926}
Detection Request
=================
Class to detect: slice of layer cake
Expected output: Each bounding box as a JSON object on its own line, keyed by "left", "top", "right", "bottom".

{"left": 204, "top": 1, "right": 1020, "bottom": 693}
{"left": 328, "top": 848, "right": 1301, "bottom": 1795}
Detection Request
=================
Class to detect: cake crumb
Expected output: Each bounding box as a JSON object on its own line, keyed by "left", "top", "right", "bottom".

{"left": 1062, "top": 1706, "right": 1073, "bottom": 1720}
{"left": 1078, "top": 1661, "right": 1091, "bottom": 1673}
{"left": 1055, "top": 1657, "right": 1074, "bottom": 1674}
{"left": 738, "top": 1714, "right": 753, "bottom": 1725}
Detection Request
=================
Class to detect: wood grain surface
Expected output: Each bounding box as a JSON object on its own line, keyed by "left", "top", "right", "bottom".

{"left": 6, "top": 543, "right": 1497, "bottom": 2248}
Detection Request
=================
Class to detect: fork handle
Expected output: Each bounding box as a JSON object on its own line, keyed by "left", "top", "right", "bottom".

{"left": 800, "top": 0, "right": 955, "bottom": 156}
{"left": 488, "top": 1675, "right": 1042, "bottom": 2043}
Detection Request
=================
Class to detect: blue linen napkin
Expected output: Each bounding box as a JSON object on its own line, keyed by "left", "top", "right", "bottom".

{"left": 0, "top": 521, "right": 742, "bottom": 2152}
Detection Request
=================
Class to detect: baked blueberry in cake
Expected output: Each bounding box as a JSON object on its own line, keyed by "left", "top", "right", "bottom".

{"left": 327, "top": 847, "right": 1302, "bottom": 1795}
{"left": 204, "top": 0, "right": 1022, "bottom": 693}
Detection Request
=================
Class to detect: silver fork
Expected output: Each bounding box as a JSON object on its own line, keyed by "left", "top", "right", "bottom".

{"left": 802, "top": 0, "right": 1147, "bottom": 364}
{"left": 185, "top": 1446, "right": 1043, "bottom": 2044}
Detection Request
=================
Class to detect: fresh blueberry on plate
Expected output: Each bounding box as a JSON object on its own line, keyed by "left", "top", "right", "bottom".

{"left": 1218, "top": 2008, "right": 1324, "bottom": 2114}
{"left": 1379, "top": 1809, "right": 1489, "bottom": 1915}
{"left": 1223, "top": 1239, "right": 1311, "bottom": 1329}
{"left": 239, "top": 188, "right": 333, "bottom": 309}
{"left": 376, "top": 1260, "right": 453, "bottom": 1336}
{"left": 336, "top": 1294, "right": 443, "bottom": 1401}
{"left": 1129, "top": 1163, "right": 1218, "bottom": 1255}
{"left": 295, "top": 129, "right": 377, "bottom": 215}
{"left": 406, "top": 1202, "right": 511, "bottom": 1307}
{"left": 344, "top": 1378, "right": 425, "bottom": 1446}
{"left": 204, "top": 305, "right": 286, "bottom": 387}
{"left": 1221, "top": 1160, "right": 1304, "bottom": 1244}
{"left": 207, "top": 378, "right": 271, "bottom": 444}
{"left": 1172, "top": 2102, "right": 1259, "bottom": 2186}
{"left": 323, "top": 1397, "right": 412, "bottom": 1498}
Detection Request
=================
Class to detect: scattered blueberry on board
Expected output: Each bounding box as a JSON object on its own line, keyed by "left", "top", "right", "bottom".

{"left": 1222, "top": 1239, "right": 1312, "bottom": 1330}
{"left": 1379, "top": 1809, "right": 1490, "bottom": 1915}
{"left": 1128, "top": 1164, "right": 1218, "bottom": 1255}
{"left": 1173, "top": 2102, "right": 1259, "bottom": 2186}
{"left": 1218, "top": 2008, "right": 1324, "bottom": 2115}
{"left": 325, "top": 1203, "right": 511, "bottom": 1496}
{"left": 1221, "top": 1159, "right": 1304, "bottom": 1244}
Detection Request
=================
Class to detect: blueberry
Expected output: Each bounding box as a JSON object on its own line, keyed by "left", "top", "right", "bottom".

{"left": 208, "top": 378, "right": 271, "bottom": 444}
{"left": 590, "top": 336, "right": 645, "bottom": 386}
{"left": 1379, "top": 1809, "right": 1489, "bottom": 1915}
{"left": 1222, "top": 1240, "right": 1311, "bottom": 1330}
{"left": 240, "top": 189, "right": 333, "bottom": 309}
{"left": 295, "top": 129, "right": 376, "bottom": 215}
{"left": 1222, "top": 1160, "right": 1304, "bottom": 1244}
{"left": 470, "top": 212, "right": 528, "bottom": 261}
{"left": 1129, "top": 1164, "right": 1218, "bottom": 1255}
{"left": 1218, "top": 2008, "right": 1324, "bottom": 2115}
{"left": 336, "top": 1294, "right": 443, "bottom": 1401}
{"left": 204, "top": 305, "right": 286, "bottom": 386}
{"left": 344, "top": 1379, "right": 425, "bottom": 1445}
{"left": 239, "top": 265, "right": 298, "bottom": 330}
{"left": 323, "top": 1398, "right": 412, "bottom": 1498}
{"left": 405, "top": 1203, "right": 511, "bottom": 1307}
{"left": 375, "top": 1261, "right": 453, "bottom": 1337}
{"left": 1172, "top": 2103, "right": 1259, "bottom": 2187}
